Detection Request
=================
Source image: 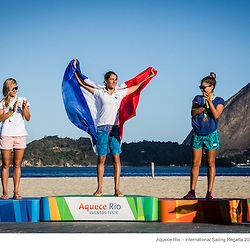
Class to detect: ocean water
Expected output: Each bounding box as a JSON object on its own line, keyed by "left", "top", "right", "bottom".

{"left": 7, "top": 166, "right": 250, "bottom": 178}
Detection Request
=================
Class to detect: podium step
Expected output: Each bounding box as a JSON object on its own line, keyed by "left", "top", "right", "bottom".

{"left": 248, "top": 198, "right": 250, "bottom": 221}
{"left": 1, "top": 196, "right": 249, "bottom": 223}
{"left": 0, "top": 198, "right": 40, "bottom": 222}
{"left": 40, "top": 195, "right": 158, "bottom": 221}
{"left": 159, "top": 198, "right": 249, "bottom": 223}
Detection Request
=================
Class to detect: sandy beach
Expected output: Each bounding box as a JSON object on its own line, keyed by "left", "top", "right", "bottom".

{"left": 5, "top": 176, "right": 250, "bottom": 198}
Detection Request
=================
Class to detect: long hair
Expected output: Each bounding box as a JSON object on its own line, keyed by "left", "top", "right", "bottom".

{"left": 2, "top": 78, "right": 17, "bottom": 108}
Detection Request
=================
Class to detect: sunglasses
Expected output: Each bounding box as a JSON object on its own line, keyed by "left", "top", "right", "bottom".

{"left": 12, "top": 86, "right": 19, "bottom": 91}
{"left": 199, "top": 85, "right": 211, "bottom": 90}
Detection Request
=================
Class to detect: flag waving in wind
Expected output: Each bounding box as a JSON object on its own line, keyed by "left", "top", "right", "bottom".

{"left": 62, "top": 59, "right": 157, "bottom": 152}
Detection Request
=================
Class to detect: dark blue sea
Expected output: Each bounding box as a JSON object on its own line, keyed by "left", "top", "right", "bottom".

{"left": 8, "top": 166, "right": 250, "bottom": 178}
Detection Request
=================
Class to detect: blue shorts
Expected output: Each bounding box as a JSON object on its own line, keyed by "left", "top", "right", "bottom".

{"left": 191, "top": 130, "right": 220, "bottom": 150}
{"left": 95, "top": 125, "right": 122, "bottom": 156}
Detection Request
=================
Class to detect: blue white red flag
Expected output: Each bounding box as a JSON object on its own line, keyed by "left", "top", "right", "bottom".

{"left": 62, "top": 59, "right": 157, "bottom": 152}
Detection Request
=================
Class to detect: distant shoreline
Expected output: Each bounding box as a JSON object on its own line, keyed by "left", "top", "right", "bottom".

{"left": 17, "top": 165, "right": 243, "bottom": 168}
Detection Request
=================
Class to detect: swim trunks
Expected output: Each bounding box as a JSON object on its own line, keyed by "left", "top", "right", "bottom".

{"left": 95, "top": 125, "right": 122, "bottom": 156}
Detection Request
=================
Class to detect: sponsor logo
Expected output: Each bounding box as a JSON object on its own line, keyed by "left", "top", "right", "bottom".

{"left": 78, "top": 202, "right": 122, "bottom": 215}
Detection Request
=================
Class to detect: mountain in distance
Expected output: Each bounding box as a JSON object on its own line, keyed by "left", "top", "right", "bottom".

{"left": 182, "top": 82, "right": 250, "bottom": 158}
{"left": 217, "top": 82, "right": 250, "bottom": 157}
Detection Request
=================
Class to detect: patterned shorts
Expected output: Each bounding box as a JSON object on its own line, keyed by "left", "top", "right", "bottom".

{"left": 191, "top": 130, "right": 220, "bottom": 150}
{"left": 95, "top": 125, "right": 122, "bottom": 156}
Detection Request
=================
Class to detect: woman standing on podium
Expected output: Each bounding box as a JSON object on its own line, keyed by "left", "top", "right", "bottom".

{"left": 0, "top": 78, "right": 30, "bottom": 200}
{"left": 72, "top": 59, "right": 155, "bottom": 197}
{"left": 184, "top": 72, "right": 224, "bottom": 199}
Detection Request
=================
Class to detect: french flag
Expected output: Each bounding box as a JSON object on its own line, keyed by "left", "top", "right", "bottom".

{"left": 62, "top": 59, "right": 157, "bottom": 152}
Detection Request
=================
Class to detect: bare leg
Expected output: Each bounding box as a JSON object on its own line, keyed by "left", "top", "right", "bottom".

{"left": 190, "top": 149, "right": 203, "bottom": 190}
{"left": 205, "top": 149, "right": 217, "bottom": 193}
{"left": 1, "top": 149, "right": 12, "bottom": 198}
{"left": 112, "top": 154, "right": 122, "bottom": 195}
{"left": 94, "top": 155, "right": 106, "bottom": 195}
{"left": 12, "top": 149, "right": 25, "bottom": 198}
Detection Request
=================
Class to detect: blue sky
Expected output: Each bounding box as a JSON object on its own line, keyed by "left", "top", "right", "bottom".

{"left": 0, "top": 0, "right": 249, "bottom": 144}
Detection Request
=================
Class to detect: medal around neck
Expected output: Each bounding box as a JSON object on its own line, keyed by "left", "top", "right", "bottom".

{"left": 9, "top": 116, "right": 15, "bottom": 122}
{"left": 8, "top": 96, "right": 18, "bottom": 122}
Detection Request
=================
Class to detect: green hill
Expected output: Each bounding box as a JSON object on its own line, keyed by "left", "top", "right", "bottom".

{"left": 20, "top": 135, "right": 243, "bottom": 167}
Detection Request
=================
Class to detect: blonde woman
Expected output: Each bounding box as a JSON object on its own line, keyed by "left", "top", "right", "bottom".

{"left": 0, "top": 78, "right": 30, "bottom": 199}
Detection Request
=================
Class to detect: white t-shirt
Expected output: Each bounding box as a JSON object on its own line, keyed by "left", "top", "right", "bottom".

{"left": 0, "top": 96, "right": 29, "bottom": 136}
{"left": 94, "top": 87, "right": 128, "bottom": 126}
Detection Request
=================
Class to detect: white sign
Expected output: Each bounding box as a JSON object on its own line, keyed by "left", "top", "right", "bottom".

{"left": 65, "top": 197, "right": 136, "bottom": 220}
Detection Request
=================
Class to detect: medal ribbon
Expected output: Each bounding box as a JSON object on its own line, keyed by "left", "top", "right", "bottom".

{"left": 9, "top": 96, "right": 18, "bottom": 122}
{"left": 203, "top": 94, "right": 215, "bottom": 120}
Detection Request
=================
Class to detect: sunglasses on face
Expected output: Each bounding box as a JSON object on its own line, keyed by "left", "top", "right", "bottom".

{"left": 199, "top": 85, "right": 211, "bottom": 90}
{"left": 12, "top": 86, "right": 19, "bottom": 91}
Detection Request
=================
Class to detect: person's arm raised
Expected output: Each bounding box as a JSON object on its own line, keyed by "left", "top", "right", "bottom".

{"left": 73, "top": 58, "right": 94, "bottom": 94}
{"left": 127, "top": 68, "right": 156, "bottom": 95}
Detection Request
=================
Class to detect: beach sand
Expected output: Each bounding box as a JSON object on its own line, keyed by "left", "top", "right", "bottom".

{"left": 6, "top": 176, "right": 250, "bottom": 198}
